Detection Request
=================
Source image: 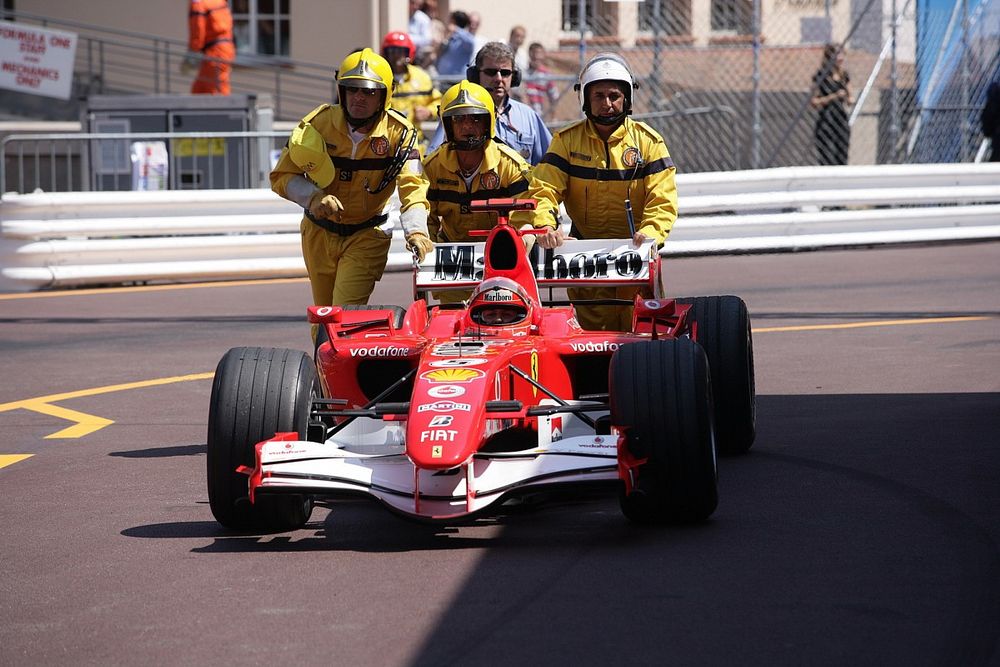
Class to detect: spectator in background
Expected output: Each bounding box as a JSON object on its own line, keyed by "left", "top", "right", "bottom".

{"left": 409, "top": 0, "right": 433, "bottom": 53}
{"left": 185, "top": 0, "right": 235, "bottom": 95}
{"left": 468, "top": 11, "right": 489, "bottom": 55}
{"left": 382, "top": 31, "right": 441, "bottom": 150}
{"left": 525, "top": 42, "right": 560, "bottom": 120}
{"left": 436, "top": 11, "right": 476, "bottom": 77}
{"left": 509, "top": 25, "right": 529, "bottom": 74}
{"left": 810, "top": 43, "right": 853, "bottom": 166}
{"left": 427, "top": 41, "right": 552, "bottom": 165}
{"left": 982, "top": 79, "right": 1000, "bottom": 162}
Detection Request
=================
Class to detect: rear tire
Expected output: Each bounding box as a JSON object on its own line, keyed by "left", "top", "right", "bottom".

{"left": 207, "top": 347, "right": 315, "bottom": 531}
{"left": 678, "top": 296, "right": 756, "bottom": 455}
{"left": 610, "top": 339, "right": 718, "bottom": 524}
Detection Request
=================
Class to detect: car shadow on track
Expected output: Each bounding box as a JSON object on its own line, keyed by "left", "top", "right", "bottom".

{"left": 110, "top": 444, "right": 206, "bottom": 458}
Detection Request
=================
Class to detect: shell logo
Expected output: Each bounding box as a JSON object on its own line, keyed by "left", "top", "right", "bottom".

{"left": 421, "top": 368, "right": 485, "bottom": 383}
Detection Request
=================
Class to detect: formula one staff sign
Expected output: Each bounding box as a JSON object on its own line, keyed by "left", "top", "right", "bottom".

{"left": 416, "top": 238, "right": 656, "bottom": 289}
{"left": 0, "top": 24, "right": 78, "bottom": 100}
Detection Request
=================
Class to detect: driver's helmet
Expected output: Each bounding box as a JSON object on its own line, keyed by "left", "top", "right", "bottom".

{"left": 468, "top": 277, "right": 531, "bottom": 326}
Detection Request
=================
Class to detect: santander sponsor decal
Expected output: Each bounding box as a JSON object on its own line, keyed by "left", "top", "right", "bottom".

{"left": 349, "top": 346, "right": 410, "bottom": 358}
{"left": 569, "top": 340, "right": 622, "bottom": 353}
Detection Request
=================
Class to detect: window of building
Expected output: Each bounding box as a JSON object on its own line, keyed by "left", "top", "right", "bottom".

{"left": 232, "top": 0, "right": 290, "bottom": 57}
{"left": 561, "top": 0, "right": 614, "bottom": 36}
{"left": 710, "top": 0, "right": 752, "bottom": 34}
{"left": 638, "top": 0, "right": 692, "bottom": 37}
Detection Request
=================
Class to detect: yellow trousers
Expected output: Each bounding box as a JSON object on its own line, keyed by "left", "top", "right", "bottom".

{"left": 300, "top": 219, "right": 393, "bottom": 307}
{"left": 567, "top": 285, "right": 650, "bottom": 332}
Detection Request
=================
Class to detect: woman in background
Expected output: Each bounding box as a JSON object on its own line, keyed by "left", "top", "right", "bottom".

{"left": 811, "top": 44, "right": 853, "bottom": 165}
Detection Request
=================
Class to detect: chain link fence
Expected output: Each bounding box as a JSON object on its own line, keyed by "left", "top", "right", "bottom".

{"left": 532, "top": 0, "right": 998, "bottom": 172}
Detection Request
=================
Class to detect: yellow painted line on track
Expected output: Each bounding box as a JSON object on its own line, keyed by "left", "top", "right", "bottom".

{"left": 754, "top": 315, "right": 989, "bottom": 333}
{"left": 0, "top": 372, "right": 216, "bottom": 439}
{"left": 0, "top": 454, "right": 33, "bottom": 470}
{"left": 0, "top": 277, "right": 307, "bottom": 300}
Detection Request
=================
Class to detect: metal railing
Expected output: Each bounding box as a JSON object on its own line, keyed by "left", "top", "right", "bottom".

{"left": 3, "top": 164, "right": 999, "bottom": 292}
{"left": 2, "top": 130, "right": 288, "bottom": 195}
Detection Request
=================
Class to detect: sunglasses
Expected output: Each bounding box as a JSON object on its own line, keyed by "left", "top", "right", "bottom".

{"left": 479, "top": 68, "right": 514, "bottom": 78}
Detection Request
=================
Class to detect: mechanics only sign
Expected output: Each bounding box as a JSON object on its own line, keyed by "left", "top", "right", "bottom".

{"left": 0, "top": 24, "right": 78, "bottom": 100}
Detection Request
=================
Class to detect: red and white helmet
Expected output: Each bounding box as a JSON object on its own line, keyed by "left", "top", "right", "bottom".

{"left": 468, "top": 277, "right": 531, "bottom": 326}
{"left": 382, "top": 31, "right": 416, "bottom": 62}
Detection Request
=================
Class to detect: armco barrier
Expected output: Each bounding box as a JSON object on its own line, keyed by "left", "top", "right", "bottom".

{"left": 2, "top": 164, "right": 1000, "bottom": 292}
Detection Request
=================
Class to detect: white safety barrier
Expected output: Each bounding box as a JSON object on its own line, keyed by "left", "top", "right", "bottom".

{"left": 2, "top": 163, "right": 999, "bottom": 292}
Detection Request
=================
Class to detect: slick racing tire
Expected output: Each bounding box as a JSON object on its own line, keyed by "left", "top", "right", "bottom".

{"left": 610, "top": 339, "right": 718, "bottom": 524}
{"left": 207, "top": 347, "right": 315, "bottom": 531}
{"left": 314, "top": 304, "right": 407, "bottom": 357}
{"left": 678, "top": 296, "right": 756, "bottom": 456}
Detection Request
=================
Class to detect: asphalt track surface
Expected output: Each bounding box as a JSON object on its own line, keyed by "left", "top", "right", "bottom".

{"left": 1, "top": 242, "right": 998, "bottom": 666}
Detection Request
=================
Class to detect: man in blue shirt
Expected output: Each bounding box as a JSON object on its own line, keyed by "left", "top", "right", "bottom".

{"left": 428, "top": 41, "right": 552, "bottom": 165}
{"left": 435, "top": 11, "right": 476, "bottom": 77}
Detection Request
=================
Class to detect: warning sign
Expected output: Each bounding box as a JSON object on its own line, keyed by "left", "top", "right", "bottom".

{"left": 0, "top": 24, "right": 78, "bottom": 100}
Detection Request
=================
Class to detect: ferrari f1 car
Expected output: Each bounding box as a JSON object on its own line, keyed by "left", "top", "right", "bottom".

{"left": 207, "top": 199, "right": 755, "bottom": 531}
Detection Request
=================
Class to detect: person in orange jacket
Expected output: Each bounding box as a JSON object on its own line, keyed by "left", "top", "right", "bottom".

{"left": 185, "top": 0, "right": 235, "bottom": 95}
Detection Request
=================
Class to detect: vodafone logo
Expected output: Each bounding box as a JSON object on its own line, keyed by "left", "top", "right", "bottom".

{"left": 349, "top": 346, "right": 409, "bottom": 357}
{"left": 569, "top": 341, "right": 622, "bottom": 353}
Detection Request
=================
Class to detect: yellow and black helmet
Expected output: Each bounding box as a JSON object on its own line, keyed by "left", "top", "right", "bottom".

{"left": 438, "top": 80, "right": 495, "bottom": 151}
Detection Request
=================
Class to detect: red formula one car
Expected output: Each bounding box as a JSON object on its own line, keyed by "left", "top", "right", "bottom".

{"left": 207, "top": 200, "right": 755, "bottom": 531}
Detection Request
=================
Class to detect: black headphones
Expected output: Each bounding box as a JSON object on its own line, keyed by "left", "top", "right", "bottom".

{"left": 466, "top": 63, "right": 521, "bottom": 88}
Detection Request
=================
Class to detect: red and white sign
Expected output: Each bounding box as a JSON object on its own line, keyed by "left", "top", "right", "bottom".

{"left": 0, "top": 24, "right": 78, "bottom": 100}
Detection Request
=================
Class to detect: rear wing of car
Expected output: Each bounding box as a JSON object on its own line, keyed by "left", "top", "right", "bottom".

{"left": 414, "top": 238, "right": 661, "bottom": 299}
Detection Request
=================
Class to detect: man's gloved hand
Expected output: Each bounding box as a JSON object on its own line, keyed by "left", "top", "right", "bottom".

{"left": 406, "top": 231, "right": 434, "bottom": 263}
{"left": 308, "top": 192, "right": 344, "bottom": 221}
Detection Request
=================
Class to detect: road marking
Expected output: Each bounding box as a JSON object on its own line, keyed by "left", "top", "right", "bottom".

{"left": 0, "top": 372, "right": 215, "bottom": 439}
{"left": 0, "top": 277, "right": 307, "bottom": 301}
{"left": 0, "top": 454, "right": 33, "bottom": 470}
{"left": 754, "top": 315, "right": 989, "bottom": 333}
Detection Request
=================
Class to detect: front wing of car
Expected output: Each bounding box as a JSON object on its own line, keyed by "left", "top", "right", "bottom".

{"left": 243, "top": 432, "right": 619, "bottom": 520}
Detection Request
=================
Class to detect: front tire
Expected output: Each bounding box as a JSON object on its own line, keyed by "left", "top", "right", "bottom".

{"left": 207, "top": 347, "right": 315, "bottom": 531}
{"left": 610, "top": 339, "right": 718, "bottom": 524}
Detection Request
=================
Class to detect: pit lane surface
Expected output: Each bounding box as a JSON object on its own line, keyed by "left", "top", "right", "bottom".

{"left": 1, "top": 242, "right": 998, "bottom": 666}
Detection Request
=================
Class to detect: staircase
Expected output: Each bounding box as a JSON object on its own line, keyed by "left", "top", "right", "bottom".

{"left": 1, "top": 10, "right": 335, "bottom": 122}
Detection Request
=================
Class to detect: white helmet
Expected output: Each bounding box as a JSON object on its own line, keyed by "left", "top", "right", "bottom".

{"left": 575, "top": 53, "right": 636, "bottom": 125}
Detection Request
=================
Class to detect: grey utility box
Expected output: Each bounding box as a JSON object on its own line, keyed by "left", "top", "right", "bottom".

{"left": 81, "top": 94, "right": 274, "bottom": 191}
